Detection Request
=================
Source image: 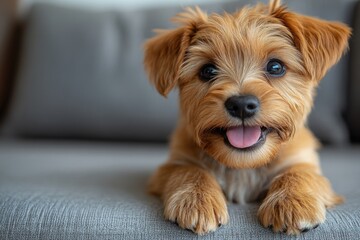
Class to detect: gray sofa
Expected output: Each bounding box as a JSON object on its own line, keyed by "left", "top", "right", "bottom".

{"left": 0, "top": 0, "right": 360, "bottom": 239}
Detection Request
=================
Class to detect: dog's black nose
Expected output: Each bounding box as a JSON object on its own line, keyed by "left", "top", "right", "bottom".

{"left": 225, "top": 95, "right": 260, "bottom": 119}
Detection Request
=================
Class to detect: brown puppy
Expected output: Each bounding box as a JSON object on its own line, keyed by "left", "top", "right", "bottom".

{"left": 144, "top": 0, "right": 351, "bottom": 235}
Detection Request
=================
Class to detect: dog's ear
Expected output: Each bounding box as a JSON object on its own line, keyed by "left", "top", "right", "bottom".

{"left": 144, "top": 8, "right": 206, "bottom": 97}
{"left": 270, "top": 5, "right": 351, "bottom": 82}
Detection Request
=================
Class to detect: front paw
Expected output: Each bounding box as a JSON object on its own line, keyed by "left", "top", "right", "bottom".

{"left": 164, "top": 190, "right": 229, "bottom": 235}
{"left": 258, "top": 191, "right": 326, "bottom": 235}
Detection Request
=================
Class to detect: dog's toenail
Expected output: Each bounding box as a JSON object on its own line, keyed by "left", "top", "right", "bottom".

{"left": 218, "top": 223, "right": 222, "bottom": 227}
{"left": 313, "top": 224, "right": 319, "bottom": 229}
{"left": 268, "top": 225, "right": 273, "bottom": 229}
{"left": 301, "top": 228, "right": 310, "bottom": 233}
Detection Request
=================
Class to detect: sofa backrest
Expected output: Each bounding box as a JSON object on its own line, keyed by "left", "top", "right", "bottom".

{"left": 0, "top": 0, "right": 359, "bottom": 144}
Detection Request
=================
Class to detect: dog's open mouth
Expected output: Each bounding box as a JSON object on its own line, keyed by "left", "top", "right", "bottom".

{"left": 219, "top": 126, "right": 271, "bottom": 151}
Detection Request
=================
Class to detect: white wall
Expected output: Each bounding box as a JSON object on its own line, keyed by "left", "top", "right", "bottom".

{"left": 19, "top": 0, "right": 229, "bottom": 14}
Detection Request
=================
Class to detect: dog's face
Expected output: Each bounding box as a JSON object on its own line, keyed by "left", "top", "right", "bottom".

{"left": 144, "top": 0, "right": 350, "bottom": 168}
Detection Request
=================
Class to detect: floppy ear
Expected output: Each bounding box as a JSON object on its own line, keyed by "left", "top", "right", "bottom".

{"left": 270, "top": 2, "right": 351, "bottom": 82}
{"left": 144, "top": 8, "right": 206, "bottom": 97}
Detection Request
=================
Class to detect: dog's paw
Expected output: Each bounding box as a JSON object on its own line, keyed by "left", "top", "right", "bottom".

{"left": 164, "top": 190, "right": 229, "bottom": 235}
{"left": 257, "top": 190, "right": 326, "bottom": 235}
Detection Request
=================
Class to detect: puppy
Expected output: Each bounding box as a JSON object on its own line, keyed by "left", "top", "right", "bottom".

{"left": 144, "top": 0, "right": 351, "bottom": 235}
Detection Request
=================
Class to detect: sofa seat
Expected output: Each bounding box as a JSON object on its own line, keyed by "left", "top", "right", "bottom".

{"left": 0, "top": 140, "right": 359, "bottom": 239}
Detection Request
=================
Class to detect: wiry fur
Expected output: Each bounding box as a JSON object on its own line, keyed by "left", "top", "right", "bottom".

{"left": 144, "top": 0, "right": 350, "bottom": 235}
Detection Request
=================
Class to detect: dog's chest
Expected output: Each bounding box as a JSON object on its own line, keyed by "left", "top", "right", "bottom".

{"left": 208, "top": 162, "right": 269, "bottom": 204}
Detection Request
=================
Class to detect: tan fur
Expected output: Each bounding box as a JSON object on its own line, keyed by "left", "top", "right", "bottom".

{"left": 144, "top": 0, "right": 351, "bottom": 235}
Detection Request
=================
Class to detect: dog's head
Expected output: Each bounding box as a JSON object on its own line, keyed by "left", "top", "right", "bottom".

{"left": 144, "top": 0, "right": 351, "bottom": 168}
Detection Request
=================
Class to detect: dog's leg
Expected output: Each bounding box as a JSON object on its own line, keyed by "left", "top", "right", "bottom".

{"left": 148, "top": 163, "right": 229, "bottom": 235}
{"left": 258, "top": 160, "right": 342, "bottom": 235}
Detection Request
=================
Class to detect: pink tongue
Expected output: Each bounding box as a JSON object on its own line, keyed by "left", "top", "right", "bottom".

{"left": 226, "top": 126, "right": 261, "bottom": 149}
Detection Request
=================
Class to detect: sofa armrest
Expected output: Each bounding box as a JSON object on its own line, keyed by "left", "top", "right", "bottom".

{"left": 348, "top": 1, "right": 360, "bottom": 143}
{"left": 0, "top": 0, "right": 19, "bottom": 122}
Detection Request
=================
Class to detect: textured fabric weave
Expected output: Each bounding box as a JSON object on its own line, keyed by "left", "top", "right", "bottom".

{"left": 0, "top": 141, "right": 359, "bottom": 239}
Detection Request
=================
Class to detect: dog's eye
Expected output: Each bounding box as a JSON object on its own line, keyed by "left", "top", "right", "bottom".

{"left": 199, "top": 64, "right": 218, "bottom": 82}
{"left": 266, "top": 59, "right": 286, "bottom": 77}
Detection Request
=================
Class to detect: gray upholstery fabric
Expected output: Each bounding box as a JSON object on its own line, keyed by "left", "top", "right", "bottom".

{"left": 0, "top": 0, "right": 358, "bottom": 144}
{"left": 0, "top": 141, "right": 360, "bottom": 239}
{"left": 0, "top": 4, "right": 179, "bottom": 141}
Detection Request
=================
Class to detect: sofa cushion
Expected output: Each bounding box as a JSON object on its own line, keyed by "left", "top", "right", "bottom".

{"left": 0, "top": 141, "right": 360, "bottom": 239}
{"left": 0, "top": 4, "right": 180, "bottom": 142}
{"left": 1, "top": 0, "right": 357, "bottom": 144}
